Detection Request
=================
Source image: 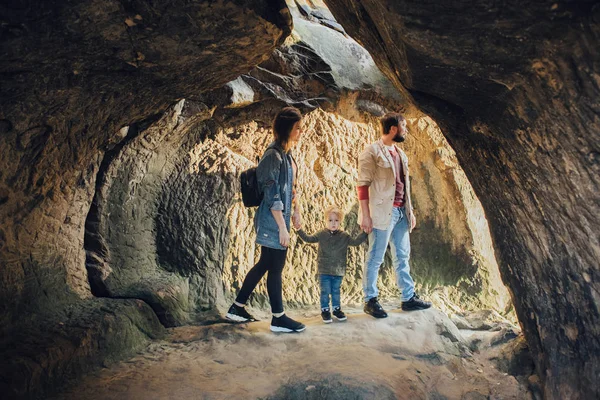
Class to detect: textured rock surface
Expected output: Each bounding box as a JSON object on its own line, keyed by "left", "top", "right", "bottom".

{"left": 0, "top": 298, "right": 165, "bottom": 399}
{"left": 204, "top": 108, "right": 511, "bottom": 316}
{"left": 322, "top": 0, "right": 600, "bottom": 398}
{"left": 86, "top": 100, "right": 215, "bottom": 326}
{"left": 0, "top": 1, "right": 291, "bottom": 398}
{"left": 54, "top": 309, "right": 528, "bottom": 400}
{"left": 0, "top": 0, "right": 291, "bottom": 328}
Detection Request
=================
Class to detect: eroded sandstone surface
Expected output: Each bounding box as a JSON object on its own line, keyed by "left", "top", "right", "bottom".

{"left": 0, "top": 1, "right": 291, "bottom": 397}
{"left": 54, "top": 308, "right": 529, "bottom": 400}
{"left": 0, "top": 0, "right": 291, "bottom": 322}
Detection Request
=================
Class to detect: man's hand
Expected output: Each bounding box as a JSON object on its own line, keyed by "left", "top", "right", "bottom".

{"left": 360, "top": 215, "right": 373, "bottom": 234}
{"left": 410, "top": 213, "right": 416, "bottom": 231}
{"left": 279, "top": 228, "right": 290, "bottom": 247}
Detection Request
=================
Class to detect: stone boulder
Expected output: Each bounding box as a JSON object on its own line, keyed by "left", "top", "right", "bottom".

{"left": 0, "top": 298, "right": 165, "bottom": 399}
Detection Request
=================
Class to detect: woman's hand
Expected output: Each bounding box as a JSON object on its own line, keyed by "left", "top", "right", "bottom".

{"left": 271, "top": 209, "right": 290, "bottom": 246}
{"left": 279, "top": 228, "right": 291, "bottom": 247}
{"left": 292, "top": 208, "right": 301, "bottom": 230}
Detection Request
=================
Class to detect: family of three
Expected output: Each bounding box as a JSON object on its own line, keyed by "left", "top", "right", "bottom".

{"left": 226, "top": 107, "right": 431, "bottom": 333}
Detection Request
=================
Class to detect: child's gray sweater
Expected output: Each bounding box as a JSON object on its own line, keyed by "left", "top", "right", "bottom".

{"left": 297, "top": 229, "right": 367, "bottom": 276}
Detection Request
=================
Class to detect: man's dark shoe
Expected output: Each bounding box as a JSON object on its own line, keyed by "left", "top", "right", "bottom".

{"left": 364, "top": 297, "right": 388, "bottom": 318}
{"left": 270, "top": 314, "right": 306, "bottom": 333}
{"left": 321, "top": 309, "right": 333, "bottom": 324}
{"left": 332, "top": 307, "right": 347, "bottom": 321}
{"left": 401, "top": 294, "right": 432, "bottom": 311}
{"left": 225, "top": 304, "right": 257, "bottom": 322}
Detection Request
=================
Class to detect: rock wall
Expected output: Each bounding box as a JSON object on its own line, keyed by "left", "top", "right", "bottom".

{"left": 0, "top": 1, "right": 291, "bottom": 398}
{"left": 0, "top": 0, "right": 291, "bottom": 330}
{"left": 322, "top": 0, "right": 600, "bottom": 398}
{"left": 203, "top": 107, "right": 511, "bottom": 316}
{"left": 0, "top": 297, "right": 165, "bottom": 399}
{"left": 90, "top": 102, "right": 510, "bottom": 323}
{"left": 86, "top": 100, "right": 215, "bottom": 326}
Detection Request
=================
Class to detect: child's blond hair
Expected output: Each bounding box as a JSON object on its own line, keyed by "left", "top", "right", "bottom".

{"left": 324, "top": 205, "right": 344, "bottom": 223}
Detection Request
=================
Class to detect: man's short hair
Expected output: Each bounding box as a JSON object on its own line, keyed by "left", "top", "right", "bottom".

{"left": 381, "top": 112, "right": 406, "bottom": 135}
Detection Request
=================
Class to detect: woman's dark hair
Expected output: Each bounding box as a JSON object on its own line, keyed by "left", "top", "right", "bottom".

{"left": 273, "top": 107, "right": 302, "bottom": 150}
{"left": 380, "top": 112, "right": 405, "bottom": 135}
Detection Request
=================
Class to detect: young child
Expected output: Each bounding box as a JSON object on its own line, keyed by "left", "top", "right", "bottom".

{"left": 295, "top": 206, "right": 367, "bottom": 323}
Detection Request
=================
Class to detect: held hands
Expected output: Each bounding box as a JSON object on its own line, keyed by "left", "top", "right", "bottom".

{"left": 279, "top": 228, "right": 291, "bottom": 247}
{"left": 292, "top": 209, "right": 302, "bottom": 230}
{"left": 360, "top": 215, "right": 373, "bottom": 234}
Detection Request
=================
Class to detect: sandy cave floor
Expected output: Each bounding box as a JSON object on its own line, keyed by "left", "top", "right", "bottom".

{"left": 53, "top": 306, "right": 527, "bottom": 400}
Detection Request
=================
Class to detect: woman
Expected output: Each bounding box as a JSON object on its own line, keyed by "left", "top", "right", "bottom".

{"left": 226, "top": 107, "right": 305, "bottom": 333}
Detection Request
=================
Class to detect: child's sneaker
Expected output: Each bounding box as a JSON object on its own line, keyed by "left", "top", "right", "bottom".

{"left": 332, "top": 307, "right": 347, "bottom": 321}
{"left": 225, "top": 303, "right": 257, "bottom": 322}
{"left": 321, "top": 309, "right": 333, "bottom": 324}
{"left": 270, "top": 314, "right": 306, "bottom": 333}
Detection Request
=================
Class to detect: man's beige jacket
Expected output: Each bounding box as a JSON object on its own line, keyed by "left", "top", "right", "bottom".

{"left": 357, "top": 139, "right": 415, "bottom": 232}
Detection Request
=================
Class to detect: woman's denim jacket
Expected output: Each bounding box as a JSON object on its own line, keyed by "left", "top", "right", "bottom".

{"left": 255, "top": 141, "right": 293, "bottom": 250}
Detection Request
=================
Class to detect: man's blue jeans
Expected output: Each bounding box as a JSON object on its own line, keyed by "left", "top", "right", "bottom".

{"left": 363, "top": 206, "right": 415, "bottom": 302}
{"left": 320, "top": 274, "right": 343, "bottom": 310}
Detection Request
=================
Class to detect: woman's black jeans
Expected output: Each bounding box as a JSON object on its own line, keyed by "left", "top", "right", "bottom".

{"left": 235, "top": 246, "right": 287, "bottom": 313}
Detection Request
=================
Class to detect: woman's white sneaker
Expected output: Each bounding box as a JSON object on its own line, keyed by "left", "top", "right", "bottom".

{"left": 225, "top": 304, "right": 257, "bottom": 322}
{"left": 270, "top": 314, "right": 306, "bottom": 332}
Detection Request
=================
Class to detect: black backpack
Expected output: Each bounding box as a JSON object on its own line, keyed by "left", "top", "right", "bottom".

{"left": 240, "top": 147, "right": 287, "bottom": 208}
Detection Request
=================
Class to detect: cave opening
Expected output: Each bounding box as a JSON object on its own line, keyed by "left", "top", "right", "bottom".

{"left": 80, "top": 1, "right": 515, "bottom": 327}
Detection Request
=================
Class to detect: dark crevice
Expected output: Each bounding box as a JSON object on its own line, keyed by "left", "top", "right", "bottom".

{"left": 408, "top": 89, "right": 466, "bottom": 121}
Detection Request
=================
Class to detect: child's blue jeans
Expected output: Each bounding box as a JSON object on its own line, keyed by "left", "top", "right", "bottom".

{"left": 319, "top": 274, "right": 343, "bottom": 310}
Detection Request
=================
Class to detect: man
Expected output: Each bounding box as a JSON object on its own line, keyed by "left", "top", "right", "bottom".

{"left": 357, "top": 112, "right": 431, "bottom": 318}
